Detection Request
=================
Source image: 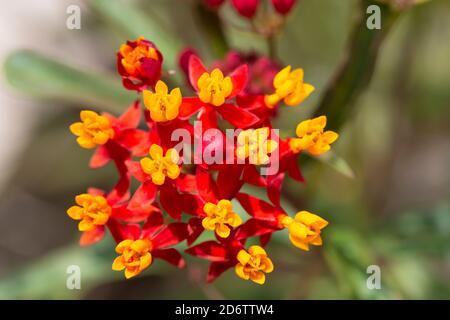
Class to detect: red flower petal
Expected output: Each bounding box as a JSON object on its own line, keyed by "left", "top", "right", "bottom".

{"left": 229, "top": 64, "right": 248, "bottom": 98}
{"left": 126, "top": 160, "right": 148, "bottom": 183}
{"left": 115, "top": 129, "right": 147, "bottom": 151}
{"left": 243, "top": 165, "right": 267, "bottom": 187}
{"left": 176, "top": 174, "right": 197, "bottom": 193}
{"left": 187, "top": 217, "right": 204, "bottom": 245}
{"left": 267, "top": 172, "right": 284, "bottom": 207}
{"left": 113, "top": 202, "right": 159, "bottom": 223}
{"left": 236, "top": 219, "right": 277, "bottom": 240}
{"left": 160, "top": 184, "right": 182, "bottom": 220}
{"left": 207, "top": 261, "right": 235, "bottom": 283}
{"left": 118, "top": 223, "right": 141, "bottom": 241}
{"left": 89, "top": 145, "right": 110, "bottom": 169}
{"left": 151, "top": 223, "right": 188, "bottom": 249}
{"left": 180, "top": 194, "right": 204, "bottom": 216}
{"left": 216, "top": 104, "right": 259, "bottom": 128}
{"left": 129, "top": 182, "right": 157, "bottom": 209}
{"left": 141, "top": 211, "right": 165, "bottom": 238}
{"left": 198, "top": 106, "right": 218, "bottom": 131}
{"left": 196, "top": 167, "right": 219, "bottom": 202}
{"left": 217, "top": 165, "right": 244, "bottom": 199}
{"left": 87, "top": 187, "right": 106, "bottom": 197}
{"left": 79, "top": 226, "right": 105, "bottom": 247}
{"left": 118, "top": 100, "right": 141, "bottom": 129}
{"left": 185, "top": 241, "right": 229, "bottom": 261}
{"left": 260, "top": 233, "right": 272, "bottom": 247}
{"left": 188, "top": 55, "right": 207, "bottom": 91}
{"left": 236, "top": 193, "right": 282, "bottom": 221}
{"left": 179, "top": 97, "right": 203, "bottom": 119}
{"left": 287, "top": 155, "right": 304, "bottom": 182}
{"left": 153, "top": 248, "right": 186, "bottom": 268}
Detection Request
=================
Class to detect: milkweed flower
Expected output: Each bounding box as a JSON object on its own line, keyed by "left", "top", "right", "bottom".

{"left": 112, "top": 222, "right": 188, "bottom": 279}
{"left": 112, "top": 239, "right": 153, "bottom": 279}
{"left": 289, "top": 116, "right": 339, "bottom": 156}
{"left": 143, "top": 80, "right": 182, "bottom": 122}
{"left": 117, "top": 37, "right": 163, "bottom": 91}
{"left": 236, "top": 127, "right": 279, "bottom": 165}
{"left": 279, "top": 211, "right": 328, "bottom": 251}
{"left": 265, "top": 65, "right": 315, "bottom": 108}
{"left": 70, "top": 111, "right": 114, "bottom": 149}
{"left": 68, "top": 36, "right": 340, "bottom": 284}
{"left": 140, "top": 144, "right": 180, "bottom": 186}
{"left": 235, "top": 245, "right": 274, "bottom": 284}
{"left": 202, "top": 200, "right": 242, "bottom": 238}
{"left": 67, "top": 188, "right": 159, "bottom": 246}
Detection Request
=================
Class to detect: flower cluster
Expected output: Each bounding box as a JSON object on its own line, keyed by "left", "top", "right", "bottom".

{"left": 67, "top": 36, "right": 338, "bottom": 284}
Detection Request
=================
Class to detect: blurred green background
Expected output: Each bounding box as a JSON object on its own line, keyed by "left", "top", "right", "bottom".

{"left": 0, "top": 0, "right": 449, "bottom": 299}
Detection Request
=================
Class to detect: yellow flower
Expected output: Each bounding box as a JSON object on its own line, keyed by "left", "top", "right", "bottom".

{"left": 143, "top": 80, "right": 182, "bottom": 122}
{"left": 235, "top": 245, "right": 274, "bottom": 285}
{"left": 67, "top": 194, "right": 112, "bottom": 232}
{"left": 202, "top": 200, "right": 242, "bottom": 238}
{"left": 69, "top": 110, "right": 115, "bottom": 149}
{"left": 112, "top": 239, "right": 153, "bottom": 279}
{"left": 279, "top": 211, "right": 328, "bottom": 251}
{"left": 198, "top": 68, "right": 233, "bottom": 106}
{"left": 236, "top": 127, "right": 279, "bottom": 165}
{"left": 140, "top": 144, "right": 180, "bottom": 185}
{"left": 289, "top": 115, "right": 339, "bottom": 156}
{"left": 265, "top": 65, "right": 315, "bottom": 108}
{"left": 120, "top": 37, "right": 158, "bottom": 77}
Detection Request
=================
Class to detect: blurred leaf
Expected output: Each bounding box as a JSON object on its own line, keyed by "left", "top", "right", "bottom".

{"left": 194, "top": 3, "right": 229, "bottom": 59}
{"left": 324, "top": 227, "right": 393, "bottom": 299}
{"left": 89, "top": 0, "right": 184, "bottom": 83}
{"left": 0, "top": 241, "right": 114, "bottom": 299}
{"left": 313, "top": 0, "right": 400, "bottom": 131}
{"left": 315, "top": 151, "right": 356, "bottom": 179}
{"left": 3, "top": 50, "right": 135, "bottom": 113}
{"left": 0, "top": 238, "right": 170, "bottom": 299}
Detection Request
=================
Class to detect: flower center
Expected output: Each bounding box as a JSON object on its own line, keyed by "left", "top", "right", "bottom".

{"left": 143, "top": 81, "right": 182, "bottom": 122}
{"left": 112, "top": 239, "right": 153, "bottom": 279}
{"left": 236, "top": 127, "right": 278, "bottom": 165}
{"left": 202, "top": 200, "right": 242, "bottom": 238}
{"left": 198, "top": 68, "right": 233, "bottom": 106}
{"left": 67, "top": 194, "right": 112, "bottom": 232}
{"left": 289, "top": 116, "right": 338, "bottom": 156}
{"left": 69, "top": 110, "right": 115, "bottom": 149}
{"left": 140, "top": 144, "right": 180, "bottom": 185}
{"left": 235, "top": 245, "right": 274, "bottom": 285}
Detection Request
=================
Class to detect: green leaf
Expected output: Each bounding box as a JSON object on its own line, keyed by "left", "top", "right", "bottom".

{"left": 3, "top": 50, "right": 135, "bottom": 113}
{"left": 315, "top": 151, "right": 356, "bottom": 179}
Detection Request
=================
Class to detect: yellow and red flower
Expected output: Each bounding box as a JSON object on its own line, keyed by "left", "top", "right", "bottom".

{"left": 67, "top": 187, "right": 159, "bottom": 246}
{"left": 112, "top": 222, "right": 188, "bottom": 279}
{"left": 179, "top": 55, "right": 259, "bottom": 130}
{"left": 117, "top": 37, "right": 163, "bottom": 91}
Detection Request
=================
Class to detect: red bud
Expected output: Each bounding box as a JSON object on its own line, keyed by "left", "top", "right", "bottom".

{"left": 271, "top": 0, "right": 297, "bottom": 15}
{"left": 231, "top": 0, "right": 260, "bottom": 19}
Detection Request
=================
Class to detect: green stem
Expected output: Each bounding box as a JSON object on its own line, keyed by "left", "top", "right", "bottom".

{"left": 313, "top": 0, "right": 400, "bottom": 132}
{"left": 194, "top": 3, "right": 229, "bottom": 59}
{"left": 267, "top": 34, "right": 278, "bottom": 60}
